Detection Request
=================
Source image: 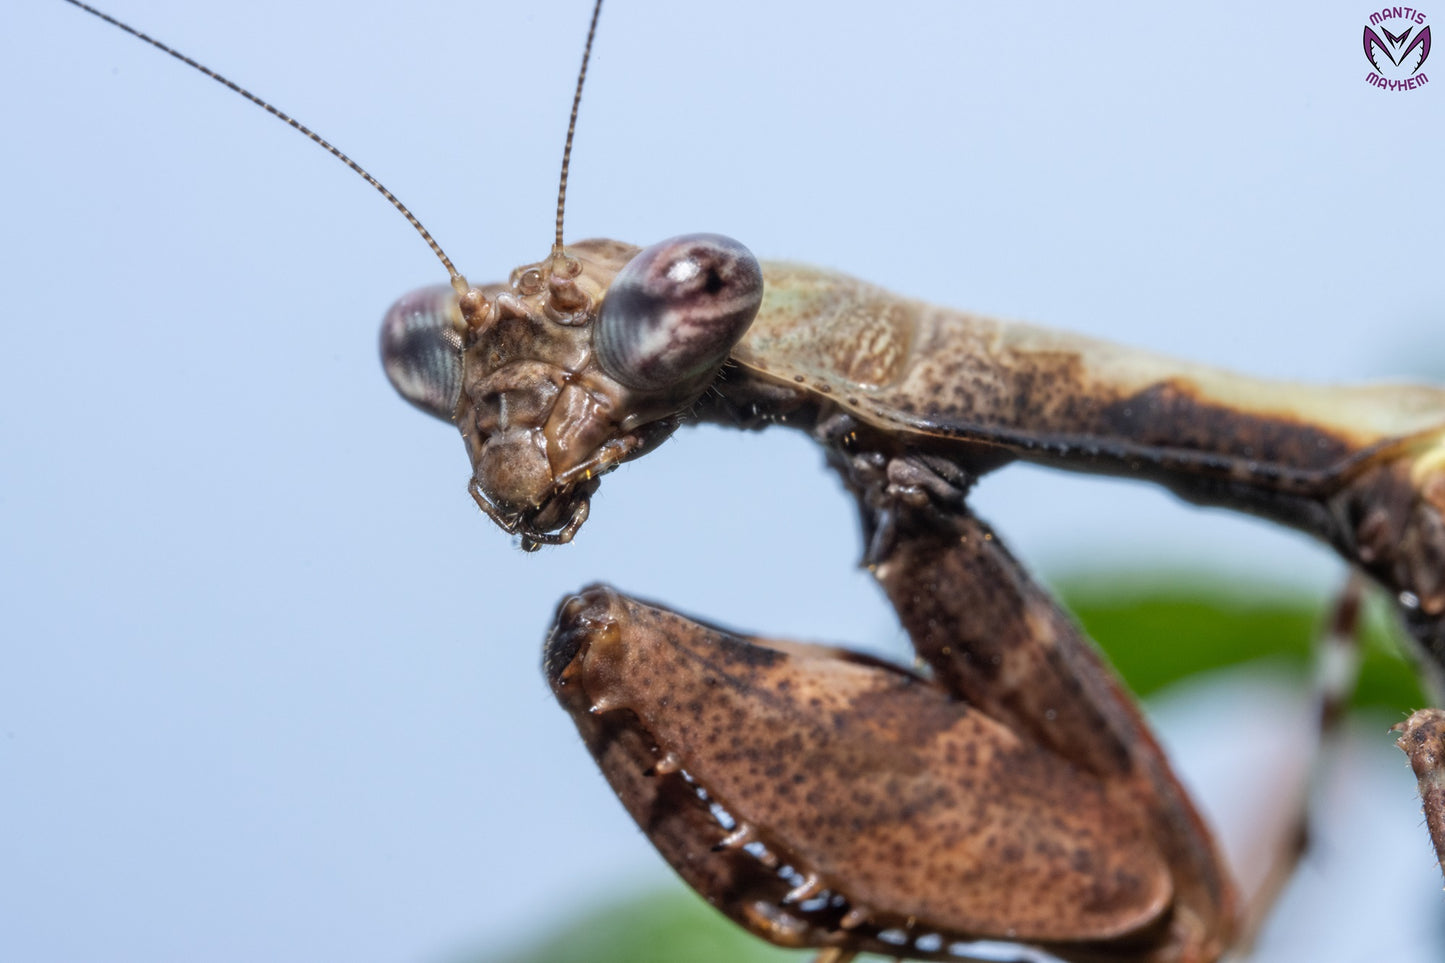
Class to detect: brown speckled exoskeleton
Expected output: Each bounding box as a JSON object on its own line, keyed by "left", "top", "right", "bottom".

{"left": 379, "top": 235, "right": 1445, "bottom": 963}
{"left": 68, "top": 1, "right": 1445, "bottom": 960}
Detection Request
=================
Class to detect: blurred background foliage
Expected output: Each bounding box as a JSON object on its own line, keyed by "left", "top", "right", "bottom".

{"left": 493, "top": 575, "right": 1427, "bottom": 963}
{"left": 1062, "top": 575, "right": 1424, "bottom": 710}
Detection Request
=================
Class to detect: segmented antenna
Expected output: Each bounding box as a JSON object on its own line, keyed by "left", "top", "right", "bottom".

{"left": 553, "top": 0, "right": 604, "bottom": 260}
{"left": 61, "top": 0, "right": 470, "bottom": 294}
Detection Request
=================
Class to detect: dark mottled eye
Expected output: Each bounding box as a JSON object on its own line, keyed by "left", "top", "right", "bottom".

{"left": 380, "top": 284, "right": 464, "bottom": 422}
{"left": 594, "top": 234, "right": 763, "bottom": 392}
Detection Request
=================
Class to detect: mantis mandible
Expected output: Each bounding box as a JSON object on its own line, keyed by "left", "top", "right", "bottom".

{"left": 11, "top": 1, "right": 1445, "bottom": 960}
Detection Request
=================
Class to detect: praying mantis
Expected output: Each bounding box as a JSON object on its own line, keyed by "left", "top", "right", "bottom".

{"left": 5, "top": 1, "right": 1445, "bottom": 960}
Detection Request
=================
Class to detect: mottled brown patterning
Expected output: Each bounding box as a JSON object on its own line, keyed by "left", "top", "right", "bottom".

{"left": 63, "top": 0, "right": 1445, "bottom": 960}
{"left": 395, "top": 237, "right": 1445, "bottom": 962}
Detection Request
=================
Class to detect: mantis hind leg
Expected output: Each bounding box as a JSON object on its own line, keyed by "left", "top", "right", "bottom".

{"left": 1230, "top": 576, "right": 1365, "bottom": 952}
{"left": 1393, "top": 708, "right": 1445, "bottom": 886}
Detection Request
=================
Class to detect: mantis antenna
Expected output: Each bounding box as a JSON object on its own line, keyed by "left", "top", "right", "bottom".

{"left": 554, "top": 0, "right": 604, "bottom": 262}
{"left": 62, "top": 0, "right": 469, "bottom": 292}
{"left": 65, "top": 0, "right": 607, "bottom": 293}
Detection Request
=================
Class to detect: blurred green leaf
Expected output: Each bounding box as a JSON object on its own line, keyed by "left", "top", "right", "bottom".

{"left": 495, "top": 886, "right": 793, "bottom": 963}
{"left": 1058, "top": 574, "right": 1427, "bottom": 711}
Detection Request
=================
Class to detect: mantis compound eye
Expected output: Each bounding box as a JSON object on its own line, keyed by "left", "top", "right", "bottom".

{"left": 594, "top": 234, "right": 763, "bottom": 393}
{"left": 379, "top": 284, "right": 465, "bottom": 422}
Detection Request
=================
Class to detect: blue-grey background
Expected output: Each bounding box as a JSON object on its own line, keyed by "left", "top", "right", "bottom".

{"left": 3, "top": 1, "right": 1443, "bottom": 960}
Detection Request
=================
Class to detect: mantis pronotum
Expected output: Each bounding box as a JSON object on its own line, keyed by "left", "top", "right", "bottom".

{"left": 7, "top": 1, "right": 1445, "bottom": 960}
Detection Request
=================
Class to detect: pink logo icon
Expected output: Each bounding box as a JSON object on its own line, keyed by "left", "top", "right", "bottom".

{"left": 1363, "top": 8, "right": 1432, "bottom": 90}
